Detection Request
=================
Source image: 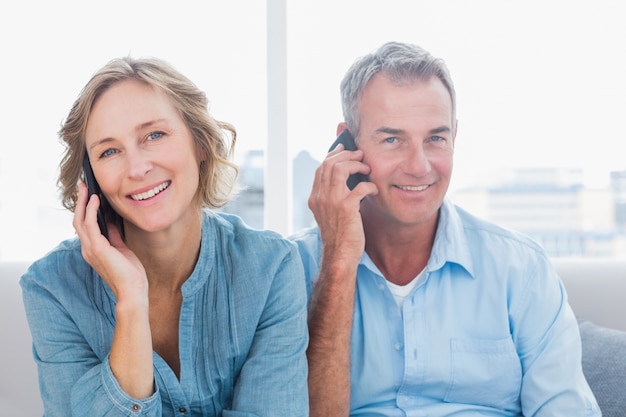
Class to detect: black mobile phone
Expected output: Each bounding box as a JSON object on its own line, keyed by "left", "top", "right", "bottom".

{"left": 328, "top": 129, "right": 368, "bottom": 190}
{"left": 82, "top": 153, "right": 109, "bottom": 239}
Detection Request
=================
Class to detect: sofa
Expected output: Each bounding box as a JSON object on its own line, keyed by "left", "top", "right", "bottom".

{"left": 2, "top": 259, "right": 625, "bottom": 416}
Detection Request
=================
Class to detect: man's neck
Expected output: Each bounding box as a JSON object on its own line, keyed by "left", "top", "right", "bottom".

{"left": 362, "top": 211, "right": 437, "bottom": 286}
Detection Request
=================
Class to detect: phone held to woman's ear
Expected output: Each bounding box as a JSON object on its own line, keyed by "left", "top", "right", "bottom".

{"left": 82, "top": 153, "right": 109, "bottom": 239}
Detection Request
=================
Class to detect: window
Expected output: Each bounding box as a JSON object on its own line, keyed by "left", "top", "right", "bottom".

{"left": 1, "top": 1, "right": 625, "bottom": 261}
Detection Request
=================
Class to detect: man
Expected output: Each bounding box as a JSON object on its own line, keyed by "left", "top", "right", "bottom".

{"left": 290, "top": 41, "right": 600, "bottom": 416}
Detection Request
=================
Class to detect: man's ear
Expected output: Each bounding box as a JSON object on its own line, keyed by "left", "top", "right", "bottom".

{"left": 337, "top": 122, "right": 349, "bottom": 137}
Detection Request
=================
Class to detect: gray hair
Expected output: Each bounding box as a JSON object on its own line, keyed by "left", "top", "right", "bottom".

{"left": 340, "top": 41, "right": 456, "bottom": 138}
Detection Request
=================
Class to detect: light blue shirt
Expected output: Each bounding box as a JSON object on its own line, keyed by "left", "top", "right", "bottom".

{"left": 290, "top": 198, "right": 600, "bottom": 416}
{"left": 21, "top": 211, "right": 309, "bottom": 417}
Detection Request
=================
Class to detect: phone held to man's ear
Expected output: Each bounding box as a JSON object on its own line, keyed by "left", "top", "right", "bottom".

{"left": 82, "top": 153, "right": 109, "bottom": 239}
{"left": 328, "top": 129, "right": 368, "bottom": 190}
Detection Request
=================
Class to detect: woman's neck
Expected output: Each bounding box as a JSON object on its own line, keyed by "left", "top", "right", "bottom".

{"left": 125, "top": 211, "right": 203, "bottom": 292}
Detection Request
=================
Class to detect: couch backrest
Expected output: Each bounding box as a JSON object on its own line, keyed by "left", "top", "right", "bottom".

{"left": 0, "top": 261, "right": 43, "bottom": 416}
{"left": 553, "top": 258, "right": 626, "bottom": 332}
{"left": 1, "top": 258, "right": 624, "bottom": 415}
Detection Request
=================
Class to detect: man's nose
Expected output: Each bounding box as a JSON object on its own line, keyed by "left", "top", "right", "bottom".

{"left": 402, "top": 143, "right": 430, "bottom": 177}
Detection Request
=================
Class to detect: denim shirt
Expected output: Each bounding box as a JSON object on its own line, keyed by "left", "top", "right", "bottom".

{"left": 290, "top": 198, "right": 600, "bottom": 416}
{"left": 21, "top": 211, "right": 309, "bottom": 417}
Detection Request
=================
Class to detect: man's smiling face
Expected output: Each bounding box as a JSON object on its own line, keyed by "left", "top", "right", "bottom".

{"left": 356, "top": 73, "right": 456, "bottom": 228}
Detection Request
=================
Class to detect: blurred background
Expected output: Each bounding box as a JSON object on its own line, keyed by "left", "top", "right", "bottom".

{"left": 1, "top": 0, "right": 625, "bottom": 261}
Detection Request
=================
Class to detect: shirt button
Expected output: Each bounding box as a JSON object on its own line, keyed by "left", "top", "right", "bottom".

{"left": 131, "top": 403, "right": 141, "bottom": 412}
{"left": 179, "top": 407, "right": 187, "bottom": 413}
{"left": 394, "top": 342, "right": 403, "bottom": 350}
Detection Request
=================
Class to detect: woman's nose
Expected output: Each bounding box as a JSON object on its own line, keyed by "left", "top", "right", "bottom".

{"left": 126, "top": 150, "right": 153, "bottom": 179}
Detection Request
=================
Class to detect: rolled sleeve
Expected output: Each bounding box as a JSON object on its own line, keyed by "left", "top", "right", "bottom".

{"left": 69, "top": 355, "right": 161, "bottom": 417}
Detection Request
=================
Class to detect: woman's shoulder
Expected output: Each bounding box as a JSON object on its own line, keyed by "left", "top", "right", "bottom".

{"left": 201, "top": 212, "right": 304, "bottom": 289}
{"left": 20, "top": 237, "right": 91, "bottom": 290}
{"left": 206, "top": 210, "right": 296, "bottom": 251}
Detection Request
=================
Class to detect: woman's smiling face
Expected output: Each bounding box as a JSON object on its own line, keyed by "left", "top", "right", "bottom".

{"left": 84, "top": 79, "right": 202, "bottom": 235}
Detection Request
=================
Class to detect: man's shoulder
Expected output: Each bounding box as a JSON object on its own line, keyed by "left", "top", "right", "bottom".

{"left": 439, "top": 202, "right": 550, "bottom": 275}
{"left": 289, "top": 226, "right": 322, "bottom": 255}
{"left": 289, "top": 225, "right": 320, "bottom": 243}
{"left": 452, "top": 203, "right": 544, "bottom": 251}
{"left": 288, "top": 226, "right": 322, "bottom": 286}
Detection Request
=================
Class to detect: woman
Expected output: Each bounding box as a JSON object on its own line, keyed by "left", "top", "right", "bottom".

{"left": 20, "top": 56, "right": 309, "bottom": 417}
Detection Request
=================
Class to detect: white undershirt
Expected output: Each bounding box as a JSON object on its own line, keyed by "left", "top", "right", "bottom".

{"left": 385, "top": 268, "right": 426, "bottom": 308}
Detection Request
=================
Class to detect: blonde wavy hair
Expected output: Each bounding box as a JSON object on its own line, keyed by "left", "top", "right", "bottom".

{"left": 58, "top": 56, "right": 239, "bottom": 213}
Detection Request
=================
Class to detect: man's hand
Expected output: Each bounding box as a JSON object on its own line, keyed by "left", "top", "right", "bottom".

{"left": 306, "top": 143, "right": 377, "bottom": 417}
{"left": 308, "top": 144, "right": 377, "bottom": 268}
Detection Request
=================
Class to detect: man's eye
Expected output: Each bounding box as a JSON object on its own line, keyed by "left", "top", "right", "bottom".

{"left": 430, "top": 135, "right": 445, "bottom": 142}
{"left": 384, "top": 137, "right": 398, "bottom": 144}
{"left": 147, "top": 131, "right": 164, "bottom": 140}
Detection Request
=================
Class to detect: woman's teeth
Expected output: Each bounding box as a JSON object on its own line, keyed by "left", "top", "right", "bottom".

{"left": 130, "top": 181, "right": 170, "bottom": 201}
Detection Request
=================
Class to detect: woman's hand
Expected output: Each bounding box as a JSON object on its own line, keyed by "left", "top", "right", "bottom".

{"left": 74, "top": 182, "right": 154, "bottom": 399}
{"left": 73, "top": 182, "right": 148, "bottom": 300}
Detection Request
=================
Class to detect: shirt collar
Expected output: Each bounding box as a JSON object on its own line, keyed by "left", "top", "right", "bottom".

{"left": 358, "top": 198, "right": 475, "bottom": 279}
{"left": 428, "top": 198, "right": 475, "bottom": 278}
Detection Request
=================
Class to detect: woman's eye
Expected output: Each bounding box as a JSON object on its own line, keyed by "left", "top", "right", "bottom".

{"left": 100, "top": 148, "right": 118, "bottom": 158}
{"left": 147, "top": 131, "right": 164, "bottom": 141}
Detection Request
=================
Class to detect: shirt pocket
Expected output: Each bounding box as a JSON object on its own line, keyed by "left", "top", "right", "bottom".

{"left": 444, "top": 337, "right": 522, "bottom": 409}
